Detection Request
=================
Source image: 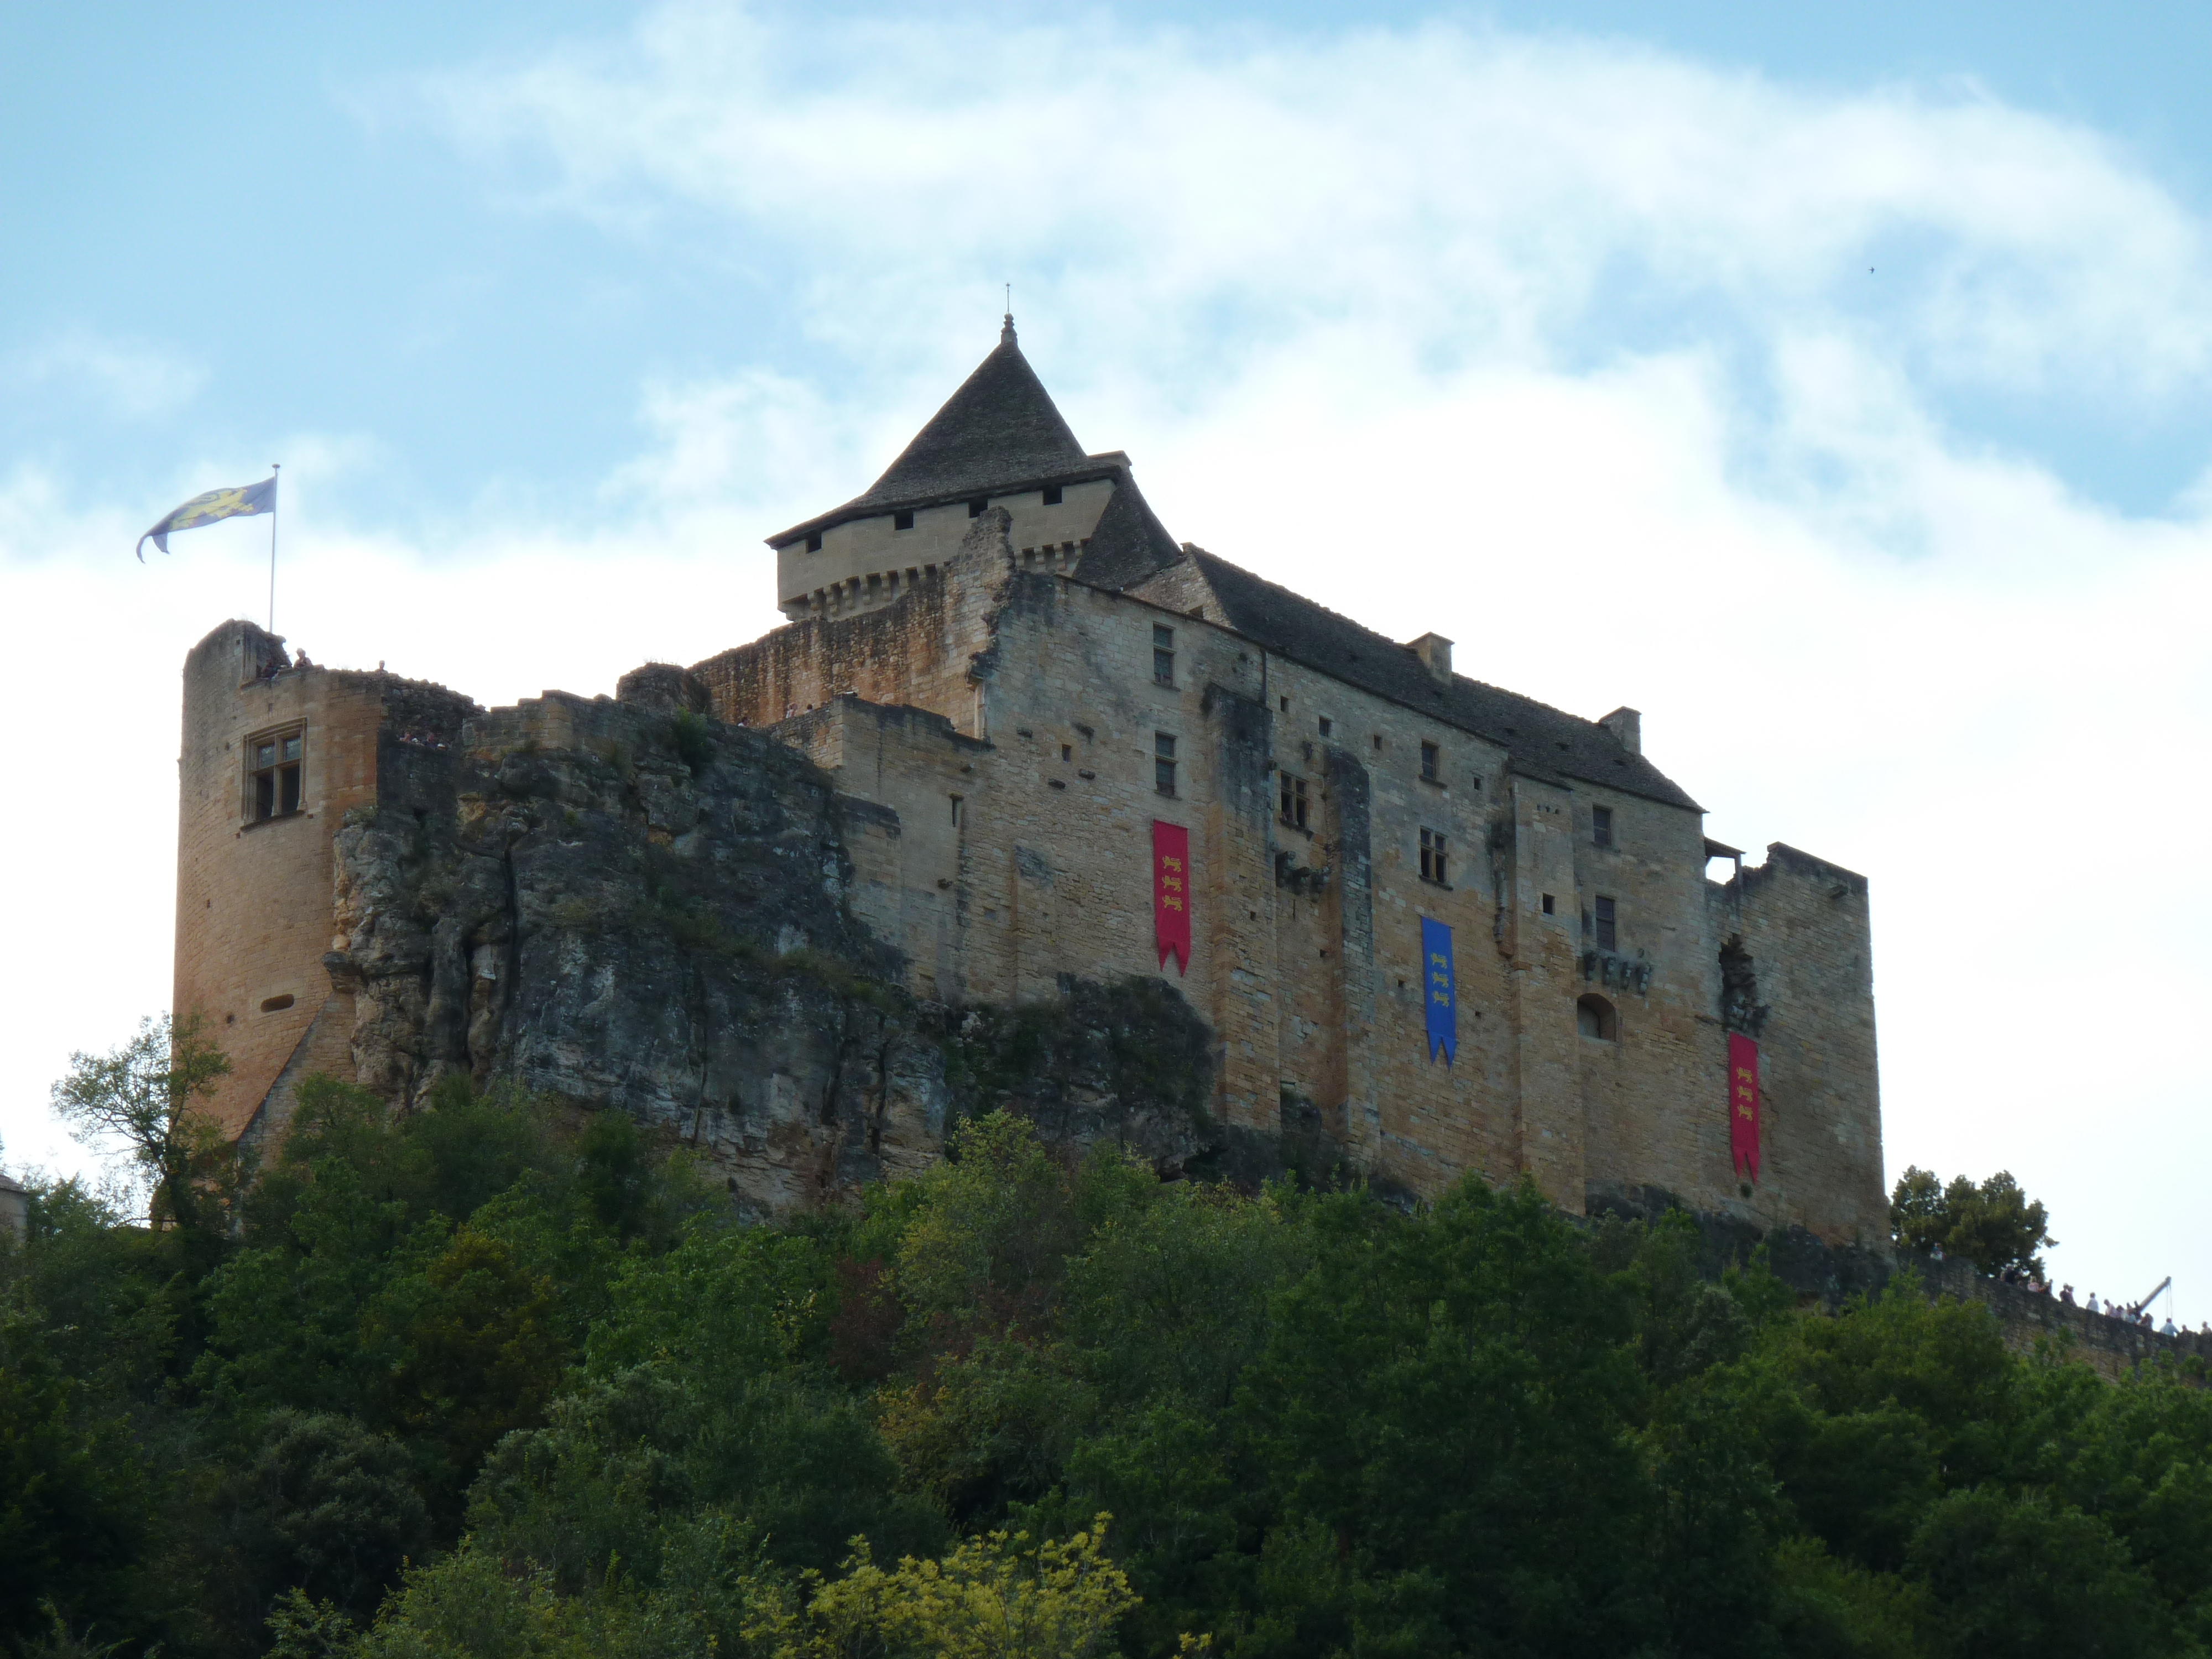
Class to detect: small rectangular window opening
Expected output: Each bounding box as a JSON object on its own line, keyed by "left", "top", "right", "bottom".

{"left": 1420, "top": 740, "right": 1439, "bottom": 781}
{"left": 1595, "top": 895, "right": 1618, "bottom": 951}
{"left": 1279, "top": 695, "right": 1289, "bottom": 712}
{"left": 1280, "top": 773, "right": 1309, "bottom": 829}
{"left": 250, "top": 730, "right": 304, "bottom": 821}
{"left": 1041, "top": 483, "right": 1063, "bottom": 505}
{"left": 1420, "top": 827, "right": 1449, "bottom": 884}
{"left": 1372, "top": 734, "right": 1384, "bottom": 751}
{"left": 1153, "top": 623, "right": 1176, "bottom": 686}
{"left": 1541, "top": 893, "right": 1556, "bottom": 915}
{"left": 893, "top": 509, "right": 915, "bottom": 531}
{"left": 1592, "top": 805, "right": 1614, "bottom": 848}
{"left": 259, "top": 993, "right": 295, "bottom": 1013}
{"left": 967, "top": 497, "right": 988, "bottom": 518}
{"left": 1061, "top": 744, "right": 1072, "bottom": 762}
{"left": 1317, "top": 716, "right": 1333, "bottom": 738}
{"left": 1154, "top": 731, "right": 1178, "bottom": 795}
{"left": 950, "top": 795, "right": 964, "bottom": 830}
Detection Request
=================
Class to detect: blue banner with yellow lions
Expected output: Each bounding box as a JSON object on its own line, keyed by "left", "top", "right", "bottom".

{"left": 1421, "top": 916, "right": 1456, "bottom": 1063}
{"left": 137, "top": 475, "right": 276, "bottom": 561}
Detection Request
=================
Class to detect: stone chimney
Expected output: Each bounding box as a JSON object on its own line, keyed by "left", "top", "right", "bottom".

{"left": 1407, "top": 632, "right": 1454, "bottom": 684}
{"left": 1599, "top": 706, "right": 1641, "bottom": 755}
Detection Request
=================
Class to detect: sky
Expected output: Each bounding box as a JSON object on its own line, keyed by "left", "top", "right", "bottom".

{"left": 3, "top": 1, "right": 2208, "bottom": 1313}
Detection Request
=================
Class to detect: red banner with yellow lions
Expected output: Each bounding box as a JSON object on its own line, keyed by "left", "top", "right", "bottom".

{"left": 1153, "top": 821, "right": 1191, "bottom": 975}
{"left": 1728, "top": 1031, "right": 1761, "bottom": 1180}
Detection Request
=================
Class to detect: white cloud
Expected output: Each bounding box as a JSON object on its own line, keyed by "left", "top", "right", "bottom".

{"left": 8, "top": 332, "right": 207, "bottom": 422}
{"left": 7, "top": 4, "right": 2210, "bottom": 1317}
{"left": 415, "top": 9, "right": 2212, "bottom": 410}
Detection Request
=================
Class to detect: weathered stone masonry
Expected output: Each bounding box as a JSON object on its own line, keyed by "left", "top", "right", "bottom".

{"left": 174, "top": 321, "right": 1885, "bottom": 1243}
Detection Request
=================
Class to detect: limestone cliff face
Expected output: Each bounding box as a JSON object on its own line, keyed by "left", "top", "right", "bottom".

{"left": 322, "top": 670, "right": 1212, "bottom": 1215}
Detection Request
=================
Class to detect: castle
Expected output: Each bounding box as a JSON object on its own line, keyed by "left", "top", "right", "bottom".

{"left": 174, "top": 320, "right": 1885, "bottom": 1240}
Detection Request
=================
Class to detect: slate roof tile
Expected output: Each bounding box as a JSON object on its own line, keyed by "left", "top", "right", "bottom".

{"left": 1161, "top": 548, "right": 1702, "bottom": 811}
{"left": 768, "top": 322, "right": 1101, "bottom": 545}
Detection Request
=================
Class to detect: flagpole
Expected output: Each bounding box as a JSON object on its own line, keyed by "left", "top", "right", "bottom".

{"left": 268, "top": 463, "right": 280, "bottom": 634}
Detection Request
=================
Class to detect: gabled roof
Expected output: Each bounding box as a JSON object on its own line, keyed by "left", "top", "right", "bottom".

{"left": 768, "top": 321, "right": 1102, "bottom": 547}
{"left": 1130, "top": 547, "right": 1702, "bottom": 811}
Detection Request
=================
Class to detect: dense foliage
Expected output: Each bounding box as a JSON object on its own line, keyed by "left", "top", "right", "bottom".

{"left": 6, "top": 1052, "right": 2209, "bottom": 1658}
{"left": 1888, "top": 1166, "right": 2054, "bottom": 1278}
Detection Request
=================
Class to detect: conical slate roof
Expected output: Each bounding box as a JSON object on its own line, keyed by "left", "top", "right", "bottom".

{"left": 769, "top": 321, "right": 1106, "bottom": 546}
{"left": 854, "top": 320, "right": 1088, "bottom": 508}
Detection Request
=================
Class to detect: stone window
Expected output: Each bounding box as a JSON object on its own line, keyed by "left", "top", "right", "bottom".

{"left": 1542, "top": 893, "right": 1556, "bottom": 915}
{"left": 248, "top": 727, "right": 304, "bottom": 821}
{"left": 1154, "top": 732, "right": 1177, "bottom": 795}
{"left": 950, "top": 795, "right": 964, "bottom": 830}
{"left": 967, "top": 498, "right": 988, "bottom": 518}
{"left": 1153, "top": 624, "right": 1175, "bottom": 686}
{"left": 1593, "top": 805, "right": 1614, "bottom": 847}
{"left": 1318, "top": 716, "right": 1333, "bottom": 738}
{"left": 1280, "top": 773, "right": 1308, "bottom": 829}
{"left": 1279, "top": 695, "right": 1289, "bottom": 713}
{"left": 1577, "top": 994, "right": 1618, "bottom": 1040}
{"left": 1420, "top": 826, "right": 1448, "bottom": 885}
{"left": 1061, "top": 743, "right": 1072, "bottom": 762}
{"left": 1042, "top": 483, "right": 1063, "bottom": 505}
{"left": 893, "top": 509, "right": 914, "bottom": 531}
{"left": 1595, "top": 894, "right": 1618, "bottom": 951}
{"left": 1420, "top": 740, "right": 1439, "bottom": 781}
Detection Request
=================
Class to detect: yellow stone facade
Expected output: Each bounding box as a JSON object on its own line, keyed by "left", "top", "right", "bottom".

{"left": 173, "top": 325, "right": 1884, "bottom": 1243}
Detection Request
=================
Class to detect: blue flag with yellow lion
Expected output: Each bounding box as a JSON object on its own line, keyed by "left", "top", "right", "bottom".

{"left": 137, "top": 474, "right": 276, "bottom": 561}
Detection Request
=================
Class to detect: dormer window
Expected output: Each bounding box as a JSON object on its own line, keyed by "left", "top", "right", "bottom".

{"left": 1042, "top": 483, "right": 1063, "bottom": 505}
{"left": 894, "top": 510, "right": 915, "bottom": 531}
{"left": 967, "top": 498, "right": 988, "bottom": 518}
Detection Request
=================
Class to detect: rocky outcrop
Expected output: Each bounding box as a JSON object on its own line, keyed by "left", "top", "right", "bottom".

{"left": 323, "top": 672, "right": 1214, "bottom": 1216}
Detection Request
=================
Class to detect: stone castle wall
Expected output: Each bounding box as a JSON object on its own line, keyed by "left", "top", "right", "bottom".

{"left": 667, "top": 513, "right": 1886, "bottom": 1240}
{"left": 173, "top": 510, "right": 1884, "bottom": 1243}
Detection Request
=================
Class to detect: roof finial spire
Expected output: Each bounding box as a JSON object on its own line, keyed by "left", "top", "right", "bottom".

{"left": 1001, "top": 282, "right": 1015, "bottom": 345}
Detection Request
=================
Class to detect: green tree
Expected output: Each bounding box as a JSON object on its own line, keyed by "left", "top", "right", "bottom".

{"left": 200, "top": 1411, "right": 430, "bottom": 1645}
{"left": 0, "top": 1301, "right": 154, "bottom": 1647}
{"left": 794, "top": 1517, "right": 1143, "bottom": 1659}
{"left": 1889, "top": 1167, "right": 2052, "bottom": 1277}
{"left": 1232, "top": 1177, "right": 1666, "bottom": 1655}
{"left": 49, "top": 1014, "right": 234, "bottom": 1233}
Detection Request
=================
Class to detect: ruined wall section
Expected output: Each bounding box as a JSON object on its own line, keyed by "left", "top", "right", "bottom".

{"left": 1707, "top": 844, "right": 1885, "bottom": 1245}
{"left": 692, "top": 512, "right": 1019, "bottom": 739}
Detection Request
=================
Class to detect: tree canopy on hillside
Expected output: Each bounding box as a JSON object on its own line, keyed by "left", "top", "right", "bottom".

{"left": 3, "top": 1024, "right": 2205, "bottom": 1659}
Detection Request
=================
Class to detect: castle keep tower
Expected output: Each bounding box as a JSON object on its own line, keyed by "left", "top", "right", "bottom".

{"left": 767, "top": 316, "right": 1178, "bottom": 622}
{"left": 175, "top": 322, "right": 1885, "bottom": 1244}
{"left": 174, "top": 623, "right": 474, "bottom": 1143}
